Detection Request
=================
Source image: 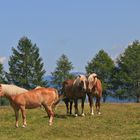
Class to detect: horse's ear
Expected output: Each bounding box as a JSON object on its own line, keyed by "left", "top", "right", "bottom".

{"left": 85, "top": 73, "right": 89, "bottom": 79}
{"left": 78, "top": 75, "right": 81, "bottom": 78}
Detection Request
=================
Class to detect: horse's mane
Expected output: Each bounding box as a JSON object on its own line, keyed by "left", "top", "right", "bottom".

{"left": 73, "top": 75, "right": 87, "bottom": 87}
{"left": 88, "top": 73, "right": 97, "bottom": 82}
{"left": 0, "top": 84, "right": 28, "bottom": 95}
{"left": 88, "top": 73, "right": 98, "bottom": 88}
{"left": 35, "top": 86, "right": 42, "bottom": 89}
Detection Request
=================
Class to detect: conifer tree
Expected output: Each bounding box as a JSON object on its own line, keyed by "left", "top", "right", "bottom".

{"left": 0, "top": 62, "right": 5, "bottom": 83}
{"left": 51, "top": 54, "right": 74, "bottom": 89}
{"left": 0, "top": 62, "right": 9, "bottom": 105}
{"left": 8, "top": 36, "right": 47, "bottom": 89}
{"left": 85, "top": 49, "right": 115, "bottom": 102}
{"left": 116, "top": 40, "right": 140, "bottom": 102}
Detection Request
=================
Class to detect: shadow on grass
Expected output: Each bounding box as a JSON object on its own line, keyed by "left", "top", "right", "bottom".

{"left": 43, "top": 114, "right": 77, "bottom": 119}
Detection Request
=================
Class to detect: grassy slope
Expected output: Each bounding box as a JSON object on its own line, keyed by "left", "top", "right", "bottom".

{"left": 0, "top": 103, "right": 140, "bottom": 140}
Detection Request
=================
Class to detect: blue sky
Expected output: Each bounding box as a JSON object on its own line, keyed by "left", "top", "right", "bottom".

{"left": 0, "top": 0, "right": 140, "bottom": 75}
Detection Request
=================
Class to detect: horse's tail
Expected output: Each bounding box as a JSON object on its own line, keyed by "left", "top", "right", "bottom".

{"left": 53, "top": 91, "right": 65, "bottom": 107}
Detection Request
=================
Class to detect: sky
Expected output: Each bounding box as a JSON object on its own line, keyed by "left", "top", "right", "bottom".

{"left": 0, "top": 0, "right": 140, "bottom": 75}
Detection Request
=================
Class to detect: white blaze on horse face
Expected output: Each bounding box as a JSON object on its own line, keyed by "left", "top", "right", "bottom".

{"left": 79, "top": 75, "right": 87, "bottom": 91}
{"left": 73, "top": 75, "right": 87, "bottom": 91}
{"left": 88, "top": 73, "right": 97, "bottom": 92}
{"left": 88, "top": 75, "right": 94, "bottom": 91}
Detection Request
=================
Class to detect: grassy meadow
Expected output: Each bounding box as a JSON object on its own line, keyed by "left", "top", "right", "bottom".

{"left": 0, "top": 103, "right": 140, "bottom": 140}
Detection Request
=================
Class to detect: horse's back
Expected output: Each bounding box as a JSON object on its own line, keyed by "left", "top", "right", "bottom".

{"left": 37, "top": 87, "right": 59, "bottom": 103}
{"left": 62, "top": 79, "right": 86, "bottom": 99}
{"left": 13, "top": 87, "right": 59, "bottom": 107}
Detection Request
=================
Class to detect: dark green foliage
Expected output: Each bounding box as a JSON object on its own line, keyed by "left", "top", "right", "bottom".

{"left": 116, "top": 40, "right": 140, "bottom": 102}
{"left": 8, "top": 36, "right": 47, "bottom": 89}
{"left": 0, "top": 63, "right": 6, "bottom": 83}
{"left": 51, "top": 54, "right": 74, "bottom": 89}
{"left": 0, "top": 63, "right": 9, "bottom": 105}
{"left": 85, "top": 49, "right": 115, "bottom": 102}
{"left": 0, "top": 97, "right": 9, "bottom": 106}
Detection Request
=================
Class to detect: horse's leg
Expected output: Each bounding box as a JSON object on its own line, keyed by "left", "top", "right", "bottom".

{"left": 20, "top": 106, "right": 27, "bottom": 127}
{"left": 96, "top": 97, "right": 101, "bottom": 115}
{"left": 74, "top": 99, "right": 78, "bottom": 117}
{"left": 48, "top": 106, "right": 54, "bottom": 125}
{"left": 81, "top": 96, "right": 86, "bottom": 117}
{"left": 65, "top": 99, "right": 69, "bottom": 114}
{"left": 69, "top": 100, "right": 73, "bottom": 115}
{"left": 14, "top": 108, "right": 19, "bottom": 128}
{"left": 43, "top": 104, "right": 54, "bottom": 125}
{"left": 88, "top": 94, "right": 94, "bottom": 115}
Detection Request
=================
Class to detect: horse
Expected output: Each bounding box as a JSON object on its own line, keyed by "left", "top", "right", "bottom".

{"left": 0, "top": 84, "right": 59, "bottom": 127}
{"left": 87, "top": 73, "right": 102, "bottom": 115}
{"left": 62, "top": 75, "right": 87, "bottom": 116}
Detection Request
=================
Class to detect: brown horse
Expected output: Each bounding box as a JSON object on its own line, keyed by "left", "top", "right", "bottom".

{"left": 62, "top": 75, "right": 87, "bottom": 116}
{"left": 87, "top": 73, "right": 102, "bottom": 115}
{"left": 0, "top": 84, "right": 59, "bottom": 127}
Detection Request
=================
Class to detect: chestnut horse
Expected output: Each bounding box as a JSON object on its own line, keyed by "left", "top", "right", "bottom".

{"left": 87, "top": 73, "right": 102, "bottom": 115}
{"left": 62, "top": 75, "right": 87, "bottom": 116}
{"left": 0, "top": 84, "right": 59, "bottom": 127}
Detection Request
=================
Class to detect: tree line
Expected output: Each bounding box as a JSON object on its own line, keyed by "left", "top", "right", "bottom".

{"left": 0, "top": 36, "right": 140, "bottom": 105}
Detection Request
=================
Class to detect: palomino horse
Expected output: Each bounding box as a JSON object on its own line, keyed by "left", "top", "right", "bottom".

{"left": 62, "top": 75, "right": 87, "bottom": 116}
{"left": 0, "top": 84, "right": 59, "bottom": 127}
{"left": 87, "top": 73, "right": 102, "bottom": 115}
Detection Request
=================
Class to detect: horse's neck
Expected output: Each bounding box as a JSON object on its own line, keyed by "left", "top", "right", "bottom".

{"left": 1, "top": 84, "right": 27, "bottom": 95}
{"left": 5, "top": 94, "right": 16, "bottom": 102}
{"left": 72, "top": 84, "right": 81, "bottom": 92}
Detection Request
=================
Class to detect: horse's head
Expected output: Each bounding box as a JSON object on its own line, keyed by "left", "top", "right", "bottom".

{"left": 73, "top": 75, "right": 87, "bottom": 92}
{"left": 88, "top": 73, "right": 98, "bottom": 92}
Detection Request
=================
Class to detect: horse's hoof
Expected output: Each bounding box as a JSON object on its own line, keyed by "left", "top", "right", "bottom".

{"left": 98, "top": 112, "right": 101, "bottom": 115}
{"left": 91, "top": 113, "right": 94, "bottom": 116}
{"left": 81, "top": 113, "right": 85, "bottom": 117}
{"left": 22, "top": 124, "right": 27, "bottom": 128}
{"left": 15, "top": 125, "right": 19, "bottom": 128}
{"left": 74, "top": 114, "right": 78, "bottom": 117}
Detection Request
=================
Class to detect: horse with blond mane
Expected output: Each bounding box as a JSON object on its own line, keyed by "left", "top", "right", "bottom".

{"left": 62, "top": 75, "right": 87, "bottom": 116}
{"left": 0, "top": 84, "right": 59, "bottom": 127}
{"left": 87, "top": 73, "right": 102, "bottom": 115}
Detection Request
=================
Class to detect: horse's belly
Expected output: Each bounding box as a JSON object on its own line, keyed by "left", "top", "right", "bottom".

{"left": 25, "top": 102, "right": 41, "bottom": 109}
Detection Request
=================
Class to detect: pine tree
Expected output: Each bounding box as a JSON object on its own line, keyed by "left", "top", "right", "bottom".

{"left": 116, "top": 40, "right": 140, "bottom": 102}
{"left": 85, "top": 49, "right": 115, "bottom": 102}
{"left": 0, "top": 62, "right": 9, "bottom": 105}
{"left": 8, "top": 36, "right": 47, "bottom": 89}
{"left": 0, "top": 63, "right": 5, "bottom": 83}
{"left": 51, "top": 54, "right": 74, "bottom": 89}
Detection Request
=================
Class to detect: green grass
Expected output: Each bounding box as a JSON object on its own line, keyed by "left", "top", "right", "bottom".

{"left": 0, "top": 103, "right": 140, "bottom": 140}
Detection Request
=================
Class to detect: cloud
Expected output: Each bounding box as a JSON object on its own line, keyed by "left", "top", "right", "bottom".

{"left": 0, "top": 57, "right": 6, "bottom": 64}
